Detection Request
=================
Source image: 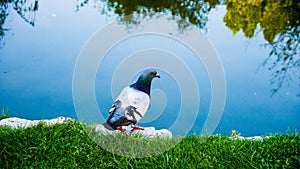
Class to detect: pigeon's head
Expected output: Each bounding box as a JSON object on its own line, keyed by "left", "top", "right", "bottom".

{"left": 130, "top": 69, "right": 160, "bottom": 95}
{"left": 140, "top": 69, "right": 160, "bottom": 81}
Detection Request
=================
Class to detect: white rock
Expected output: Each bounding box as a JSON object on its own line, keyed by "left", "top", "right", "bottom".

{"left": 0, "top": 117, "right": 172, "bottom": 138}
{"left": 246, "top": 136, "right": 262, "bottom": 140}
{"left": 94, "top": 124, "right": 116, "bottom": 135}
{"left": 229, "top": 135, "right": 269, "bottom": 141}
{"left": 0, "top": 117, "right": 73, "bottom": 128}
{"left": 94, "top": 124, "right": 172, "bottom": 138}
{"left": 157, "top": 129, "right": 173, "bottom": 138}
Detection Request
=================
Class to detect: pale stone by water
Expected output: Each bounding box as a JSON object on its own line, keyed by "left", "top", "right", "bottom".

{"left": 0, "top": 117, "right": 73, "bottom": 128}
{"left": 95, "top": 124, "right": 173, "bottom": 138}
{"left": 230, "top": 135, "right": 270, "bottom": 141}
{"left": 0, "top": 117, "right": 173, "bottom": 138}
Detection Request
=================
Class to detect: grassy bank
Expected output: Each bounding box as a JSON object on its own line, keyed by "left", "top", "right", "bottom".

{"left": 0, "top": 120, "right": 299, "bottom": 168}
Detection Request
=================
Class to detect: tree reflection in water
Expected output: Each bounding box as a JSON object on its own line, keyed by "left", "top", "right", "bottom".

{"left": 224, "top": 0, "right": 300, "bottom": 94}
{"left": 76, "top": 0, "right": 221, "bottom": 32}
{"left": 0, "top": 0, "right": 298, "bottom": 94}
{"left": 76, "top": 0, "right": 299, "bottom": 95}
{"left": 0, "top": 0, "right": 38, "bottom": 42}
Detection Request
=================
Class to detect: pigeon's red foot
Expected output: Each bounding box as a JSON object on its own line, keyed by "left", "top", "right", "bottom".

{"left": 131, "top": 125, "right": 144, "bottom": 131}
{"left": 116, "top": 126, "right": 124, "bottom": 131}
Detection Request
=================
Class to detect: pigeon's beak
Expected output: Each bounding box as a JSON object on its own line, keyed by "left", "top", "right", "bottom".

{"left": 155, "top": 74, "right": 160, "bottom": 78}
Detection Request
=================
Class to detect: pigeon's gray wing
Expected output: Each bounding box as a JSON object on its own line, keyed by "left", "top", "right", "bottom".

{"left": 116, "top": 86, "right": 150, "bottom": 122}
{"left": 124, "top": 105, "right": 143, "bottom": 124}
{"left": 106, "top": 86, "right": 150, "bottom": 129}
{"left": 106, "top": 100, "right": 134, "bottom": 129}
{"left": 106, "top": 100, "right": 121, "bottom": 123}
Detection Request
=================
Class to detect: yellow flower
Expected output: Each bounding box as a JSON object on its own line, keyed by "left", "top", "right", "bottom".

{"left": 231, "top": 130, "right": 236, "bottom": 137}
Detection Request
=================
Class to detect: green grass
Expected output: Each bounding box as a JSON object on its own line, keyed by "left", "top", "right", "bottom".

{"left": 0, "top": 120, "right": 299, "bottom": 168}
{"left": 0, "top": 109, "right": 9, "bottom": 120}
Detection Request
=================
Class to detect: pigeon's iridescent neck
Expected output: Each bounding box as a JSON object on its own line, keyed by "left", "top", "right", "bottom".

{"left": 130, "top": 76, "right": 151, "bottom": 95}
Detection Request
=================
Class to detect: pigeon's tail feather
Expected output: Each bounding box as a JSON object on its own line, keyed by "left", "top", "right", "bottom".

{"left": 102, "top": 122, "right": 114, "bottom": 131}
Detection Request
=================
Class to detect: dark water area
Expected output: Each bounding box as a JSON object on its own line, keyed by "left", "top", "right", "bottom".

{"left": 0, "top": 0, "right": 299, "bottom": 136}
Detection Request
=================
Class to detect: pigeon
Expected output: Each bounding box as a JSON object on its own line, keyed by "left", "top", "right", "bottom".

{"left": 102, "top": 69, "right": 160, "bottom": 131}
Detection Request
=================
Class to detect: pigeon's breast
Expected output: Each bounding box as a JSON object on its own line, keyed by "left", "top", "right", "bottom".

{"left": 117, "top": 86, "right": 150, "bottom": 122}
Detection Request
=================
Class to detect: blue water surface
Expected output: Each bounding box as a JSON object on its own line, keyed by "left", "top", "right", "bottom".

{"left": 0, "top": 0, "right": 299, "bottom": 136}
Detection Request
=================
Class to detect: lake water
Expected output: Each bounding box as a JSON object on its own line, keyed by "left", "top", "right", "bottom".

{"left": 0, "top": 0, "right": 299, "bottom": 136}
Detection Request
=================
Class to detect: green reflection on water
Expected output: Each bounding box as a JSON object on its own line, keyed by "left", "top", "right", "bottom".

{"left": 223, "top": 0, "right": 300, "bottom": 94}
{"left": 0, "top": 0, "right": 38, "bottom": 42}
{"left": 76, "top": 0, "right": 221, "bottom": 31}
{"left": 75, "top": 0, "right": 300, "bottom": 95}
{"left": 0, "top": 0, "right": 299, "bottom": 94}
